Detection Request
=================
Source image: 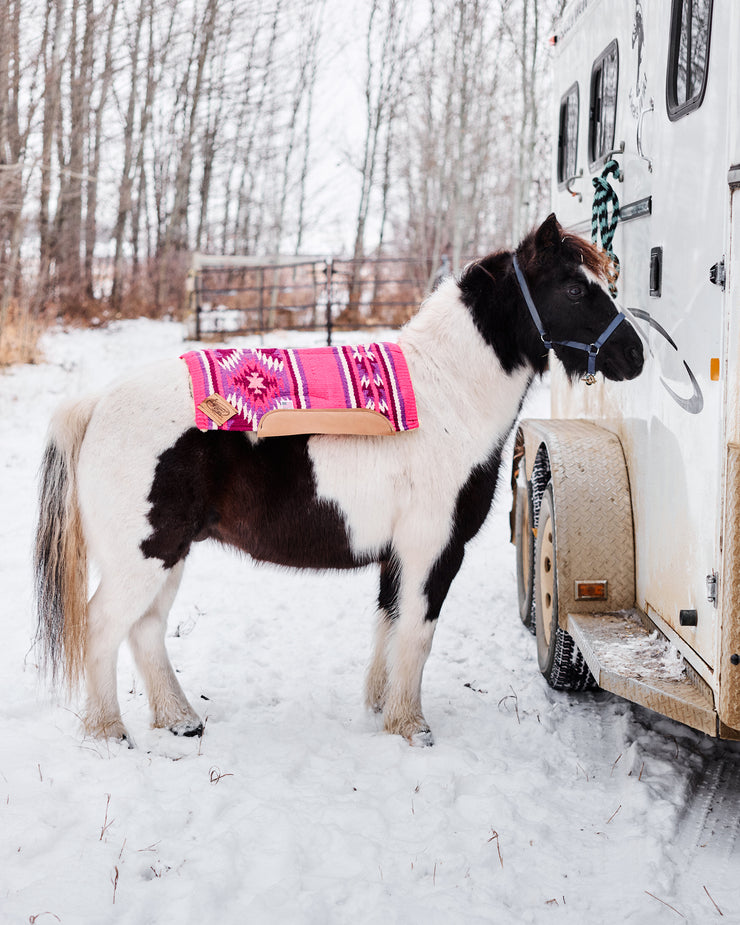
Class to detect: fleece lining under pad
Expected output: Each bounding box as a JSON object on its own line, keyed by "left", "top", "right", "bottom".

{"left": 181, "top": 343, "right": 418, "bottom": 436}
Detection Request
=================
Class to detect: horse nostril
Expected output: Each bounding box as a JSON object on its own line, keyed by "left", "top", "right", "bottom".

{"left": 626, "top": 345, "right": 643, "bottom": 367}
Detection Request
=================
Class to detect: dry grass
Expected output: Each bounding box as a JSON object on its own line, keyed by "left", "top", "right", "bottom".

{"left": 0, "top": 299, "right": 44, "bottom": 367}
{"left": 645, "top": 890, "right": 685, "bottom": 918}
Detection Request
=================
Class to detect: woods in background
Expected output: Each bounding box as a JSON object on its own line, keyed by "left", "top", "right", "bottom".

{"left": 0, "top": 0, "right": 564, "bottom": 359}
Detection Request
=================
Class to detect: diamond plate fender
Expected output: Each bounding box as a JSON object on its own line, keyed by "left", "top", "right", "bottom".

{"left": 515, "top": 419, "right": 635, "bottom": 616}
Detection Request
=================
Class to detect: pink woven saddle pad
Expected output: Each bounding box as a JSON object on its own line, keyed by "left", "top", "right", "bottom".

{"left": 181, "top": 343, "right": 418, "bottom": 436}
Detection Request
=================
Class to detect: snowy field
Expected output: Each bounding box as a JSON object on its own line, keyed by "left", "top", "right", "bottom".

{"left": 2, "top": 318, "right": 739, "bottom": 924}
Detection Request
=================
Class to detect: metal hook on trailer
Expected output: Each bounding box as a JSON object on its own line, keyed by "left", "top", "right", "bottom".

{"left": 604, "top": 141, "right": 625, "bottom": 179}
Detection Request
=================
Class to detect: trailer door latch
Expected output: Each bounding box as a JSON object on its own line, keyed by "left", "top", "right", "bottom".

{"left": 709, "top": 258, "right": 726, "bottom": 290}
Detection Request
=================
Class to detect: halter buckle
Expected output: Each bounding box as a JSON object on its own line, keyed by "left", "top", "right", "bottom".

{"left": 581, "top": 372, "right": 598, "bottom": 386}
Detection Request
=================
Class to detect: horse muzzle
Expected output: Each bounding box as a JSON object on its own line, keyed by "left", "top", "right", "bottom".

{"left": 598, "top": 340, "right": 645, "bottom": 383}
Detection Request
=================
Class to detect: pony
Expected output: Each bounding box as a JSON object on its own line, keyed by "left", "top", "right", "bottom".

{"left": 34, "top": 214, "right": 644, "bottom": 747}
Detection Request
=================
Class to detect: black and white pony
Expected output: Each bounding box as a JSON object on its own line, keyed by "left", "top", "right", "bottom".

{"left": 34, "top": 214, "right": 644, "bottom": 747}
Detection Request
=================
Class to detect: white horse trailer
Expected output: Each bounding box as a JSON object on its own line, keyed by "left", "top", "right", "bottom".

{"left": 512, "top": 0, "right": 740, "bottom": 738}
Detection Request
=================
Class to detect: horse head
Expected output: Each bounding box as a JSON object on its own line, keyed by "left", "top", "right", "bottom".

{"left": 514, "top": 213, "right": 644, "bottom": 383}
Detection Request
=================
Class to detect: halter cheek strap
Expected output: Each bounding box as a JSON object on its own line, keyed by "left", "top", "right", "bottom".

{"left": 511, "top": 254, "right": 626, "bottom": 382}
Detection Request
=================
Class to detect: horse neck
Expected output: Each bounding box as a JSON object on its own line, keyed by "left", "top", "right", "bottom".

{"left": 398, "top": 277, "right": 533, "bottom": 432}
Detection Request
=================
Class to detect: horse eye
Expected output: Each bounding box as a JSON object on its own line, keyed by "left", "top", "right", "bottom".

{"left": 567, "top": 283, "right": 585, "bottom": 301}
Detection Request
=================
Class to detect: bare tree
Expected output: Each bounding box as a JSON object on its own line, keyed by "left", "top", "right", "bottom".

{"left": 129, "top": 0, "right": 178, "bottom": 285}
{"left": 500, "top": 0, "right": 566, "bottom": 240}
{"left": 232, "top": 0, "right": 283, "bottom": 255}
{"left": 156, "top": 0, "right": 219, "bottom": 308}
{"left": 51, "top": 0, "right": 96, "bottom": 306}
{"left": 195, "top": 15, "right": 232, "bottom": 253}
{"left": 0, "top": 0, "right": 42, "bottom": 349}
{"left": 36, "top": 0, "right": 66, "bottom": 314}
{"left": 0, "top": 0, "right": 560, "bottom": 339}
{"left": 396, "top": 0, "right": 507, "bottom": 286}
{"left": 273, "top": 0, "right": 325, "bottom": 254}
{"left": 110, "top": 0, "right": 149, "bottom": 305}
{"left": 346, "top": 0, "right": 411, "bottom": 320}
{"left": 84, "top": 0, "right": 119, "bottom": 297}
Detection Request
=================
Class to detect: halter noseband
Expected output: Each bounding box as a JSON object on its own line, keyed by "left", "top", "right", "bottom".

{"left": 511, "top": 254, "right": 626, "bottom": 386}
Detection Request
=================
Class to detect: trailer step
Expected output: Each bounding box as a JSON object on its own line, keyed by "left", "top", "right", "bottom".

{"left": 565, "top": 610, "right": 718, "bottom": 736}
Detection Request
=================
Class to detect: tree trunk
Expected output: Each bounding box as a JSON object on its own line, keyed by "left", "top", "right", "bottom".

{"left": 110, "top": 0, "right": 146, "bottom": 306}
{"left": 35, "top": 0, "right": 65, "bottom": 314}
{"left": 53, "top": 0, "right": 95, "bottom": 308}
{"left": 347, "top": 0, "right": 408, "bottom": 322}
{"left": 156, "top": 0, "right": 219, "bottom": 310}
{"left": 85, "top": 0, "right": 119, "bottom": 299}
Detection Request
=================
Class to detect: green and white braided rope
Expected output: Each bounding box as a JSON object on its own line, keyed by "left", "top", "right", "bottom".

{"left": 591, "top": 158, "right": 621, "bottom": 298}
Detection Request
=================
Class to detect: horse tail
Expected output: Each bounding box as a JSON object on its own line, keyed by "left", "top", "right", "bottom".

{"left": 34, "top": 395, "right": 99, "bottom": 693}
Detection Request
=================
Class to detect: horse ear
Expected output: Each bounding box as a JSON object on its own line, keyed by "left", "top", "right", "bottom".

{"left": 533, "top": 213, "right": 563, "bottom": 252}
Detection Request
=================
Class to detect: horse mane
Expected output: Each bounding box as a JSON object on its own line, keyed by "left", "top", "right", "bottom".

{"left": 558, "top": 233, "right": 612, "bottom": 283}
{"left": 465, "top": 250, "right": 511, "bottom": 280}
{"left": 460, "top": 225, "right": 612, "bottom": 292}
{"left": 510, "top": 223, "right": 612, "bottom": 284}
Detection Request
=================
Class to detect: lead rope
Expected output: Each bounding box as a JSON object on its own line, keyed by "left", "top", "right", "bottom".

{"left": 591, "top": 158, "right": 621, "bottom": 298}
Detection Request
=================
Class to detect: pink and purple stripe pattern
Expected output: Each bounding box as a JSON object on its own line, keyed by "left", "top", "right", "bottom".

{"left": 181, "top": 343, "right": 418, "bottom": 433}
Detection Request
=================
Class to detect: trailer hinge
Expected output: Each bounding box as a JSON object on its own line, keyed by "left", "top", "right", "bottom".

{"left": 709, "top": 258, "right": 726, "bottom": 291}
{"left": 706, "top": 570, "right": 718, "bottom": 606}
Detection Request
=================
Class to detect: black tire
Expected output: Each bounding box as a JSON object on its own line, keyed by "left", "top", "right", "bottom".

{"left": 514, "top": 468, "right": 536, "bottom": 633}
{"left": 534, "top": 484, "right": 595, "bottom": 691}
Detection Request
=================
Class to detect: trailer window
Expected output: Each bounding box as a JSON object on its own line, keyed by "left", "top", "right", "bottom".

{"left": 667, "top": 0, "right": 713, "bottom": 119}
{"left": 588, "top": 40, "right": 619, "bottom": 168}
{"left": 557, "top": 83, "right": 579, "bottom": 186}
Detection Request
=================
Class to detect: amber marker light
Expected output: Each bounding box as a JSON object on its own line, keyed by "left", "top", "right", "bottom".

{"left": 574, "top": 580, "right": 608, "bottom": 601}
{"left": 710, "top": 358, "right": 720, "bottom": 381}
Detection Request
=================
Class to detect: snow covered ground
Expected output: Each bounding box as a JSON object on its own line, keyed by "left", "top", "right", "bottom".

{"left": 1, "top": 319, "right": 739, "bottom": 924}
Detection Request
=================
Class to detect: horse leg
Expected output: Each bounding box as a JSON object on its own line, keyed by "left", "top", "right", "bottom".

{"left": 381, "top": 540, "right": 465, "bottom": 746}
{"left": 83, "top": 584, "right": 132, "bottom": 744}
{"left": 365, "top": 557, "right": 400, "bottom": 713}
{"left": 383, "top": 611, "right": 438, "bottom": 746}
{"left": 84, "top": 576, "right": 156, "bottom": 747}
{"left": 127, "top": 562, "right": 203, "bottom": 736}
{"left": 366, "top": 611, "right": 392, "bottom": 713}
{"left": 83, "top": 564, "right": 173, "bottom": 744}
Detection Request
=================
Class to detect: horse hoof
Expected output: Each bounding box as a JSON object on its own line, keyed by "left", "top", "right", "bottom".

{"left": 410, "top": 728, "right": 434, "bottom": 747}
{"left": 169, "top": 720, "right": 204, "bottom": 738}
{"left": 84, "top": 714, "right": 134, "bottom": 745}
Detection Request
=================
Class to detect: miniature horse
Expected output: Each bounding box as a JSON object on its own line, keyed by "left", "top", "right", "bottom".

{"left": 34, "top": 214, "right": 644, "bottom": 747}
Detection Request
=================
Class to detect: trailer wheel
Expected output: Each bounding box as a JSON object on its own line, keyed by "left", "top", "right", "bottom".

{"left": 534, "top": 484, "right": 594, "bottom": 691}
{"left": 514, "top": 468, "right": 536, "bottom": 633}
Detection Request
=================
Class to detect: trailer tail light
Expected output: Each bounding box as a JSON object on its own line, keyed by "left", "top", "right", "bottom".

{"left": 574, "top": 580, "right": 608, "bottom": 601}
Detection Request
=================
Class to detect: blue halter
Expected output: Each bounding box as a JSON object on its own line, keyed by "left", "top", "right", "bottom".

{"left": 512, "top": 254, "right": 626, "bottom": 384}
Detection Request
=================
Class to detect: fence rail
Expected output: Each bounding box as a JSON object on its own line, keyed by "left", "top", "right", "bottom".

{"left": 186, "top": 253, "right": 455, "bottom": 343}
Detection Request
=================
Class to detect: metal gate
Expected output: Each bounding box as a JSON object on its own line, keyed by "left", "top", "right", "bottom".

{"left": 186, "top": 253, "right": 447, "bottom": 343}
